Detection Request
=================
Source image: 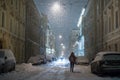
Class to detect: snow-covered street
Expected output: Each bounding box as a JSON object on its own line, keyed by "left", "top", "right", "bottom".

{"left": 0, "top": 59, "right": 120, "bottom": 80}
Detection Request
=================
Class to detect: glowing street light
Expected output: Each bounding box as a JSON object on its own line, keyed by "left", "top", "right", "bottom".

{"left": 61, "top": 43, "right": 64, "bottom": 46}
{"left": 59, "top": 35, "right": 62, "bottom": 39}
{"left": 62, "top": 45, "right": 65, "bottom": 49}
{"left": 51, "top": 2, "right": 61, "bottom": 13}
{"left": 61, "top": 51, "right": 64, "bottom": 55}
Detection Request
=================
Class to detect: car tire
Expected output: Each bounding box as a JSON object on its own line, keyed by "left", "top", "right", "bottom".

{"left": 0, "top": 68, "right": 2, "bottom": 74}
{"left": 91, "top": 63, "right": 97, "bottom": 74}
{"left": 2, "top": 66, "right": 8, "bottom": 73}
{"left": 91, "top": 64, "right": 95, "bottom": 73}
{"left": 12, "top": 63, "right": 15, "bottom": 71}
{"left": 96, "top": 62, "right": 102, "bottom": 74}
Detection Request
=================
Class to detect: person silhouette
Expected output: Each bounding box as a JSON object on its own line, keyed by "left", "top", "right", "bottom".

{"left": 69, "top": 52, "right": 76, "bottom": 72}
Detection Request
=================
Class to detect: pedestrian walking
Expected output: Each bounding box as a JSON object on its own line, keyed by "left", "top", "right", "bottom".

{"left": 69, "top": 52, "right": 76, "bottom": 72}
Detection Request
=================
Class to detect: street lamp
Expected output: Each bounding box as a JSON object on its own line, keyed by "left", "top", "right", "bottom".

{"left": 59, "top": 35, "right": 62, "bottom": 39}
{"left": 51, "top": 2, "right": 61, "bottom": 13}
{"left": 61, "top": 51, "right": 64, "bottom": 56}
{"left": 61, "top": 43, "right": 64, "bottom": 46}
{"left": 62, "top": 45, "right": 65, "bottom": 49}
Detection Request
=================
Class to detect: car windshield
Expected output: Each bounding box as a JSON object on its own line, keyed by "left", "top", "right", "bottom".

{"left": 0, "top": 51, "right": 5, "bottom": 58}
{"left": 103, "top": 54, "right": 120, "bottom": 60}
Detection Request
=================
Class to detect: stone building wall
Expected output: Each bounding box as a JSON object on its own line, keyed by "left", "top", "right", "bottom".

{"left": 83, "top": 0, "right": 120, "bottom": 62}
{"left": 0, "top": 0, "right": 26, "bottom": 63}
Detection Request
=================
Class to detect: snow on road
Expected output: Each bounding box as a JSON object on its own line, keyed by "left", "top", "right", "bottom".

{"left": 0, "top": 60, "right": 120, "bottom": 80}
{"left": 0, "top": 63, "right": 44, "bottom": 80}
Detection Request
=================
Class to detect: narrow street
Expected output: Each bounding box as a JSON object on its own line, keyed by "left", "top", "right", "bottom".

{"left": 1, "top": 0, "right": 120, "bottom": 80}
{"left": 0, "top": 60, "right": 120, "bottom": 80}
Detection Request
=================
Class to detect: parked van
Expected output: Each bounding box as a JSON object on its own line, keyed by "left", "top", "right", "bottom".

{"left": 0, "top": 49, "right": 16, "bottom": 73}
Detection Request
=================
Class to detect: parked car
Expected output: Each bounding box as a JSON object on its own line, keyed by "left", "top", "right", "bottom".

{"left": 91, "top": 52, "right": 120, "bottom": 74}
{"left": 76, "top": 56, "right": 89, "bottom": 65}
{"left": 27, "top": 55, "right": 46, "bottom": 65}
{"left": 40, "top": 55, "right": 47, "bottom": 64}
{"left": 46, "top": 55, "right": 53, "bottom": 62}
{"left": 0, "top": 49, "right": 16, "bottom": 73}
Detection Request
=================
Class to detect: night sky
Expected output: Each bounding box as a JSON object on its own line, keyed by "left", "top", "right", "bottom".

{"left": 34, "top": 0, "right": 88, "bottom": 56}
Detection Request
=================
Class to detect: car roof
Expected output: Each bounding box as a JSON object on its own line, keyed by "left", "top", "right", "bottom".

{"left": 97, "top": 51, "right": 120, "bottom": 56}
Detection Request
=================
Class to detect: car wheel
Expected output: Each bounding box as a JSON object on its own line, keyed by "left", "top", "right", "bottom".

{"left": 96, "top": 62, "right": 102, "bottom": 74}
{"left": 91, "top": 64, "right": 95, "bottom": 73}
{"left": 0, "top": 68, "right": 2, "bottom": 74}
{"left": 2, "top": 66, "right": 8, "bottom": 73}
{"left": 12, "top": 63, "right": 15, "bottom": 71}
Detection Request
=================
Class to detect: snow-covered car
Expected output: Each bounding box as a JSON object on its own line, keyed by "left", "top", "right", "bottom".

{"left": 0, "top": 49, "right": 16, "bottom": 73}
{"left": 76, "top": 56, "right": 89, "bottom": 65}
{"left": 91, "top": 52, "right": 120, "bottom": 74}
{"left": 46, "top": 55, "right": 53, "bottom": 62}
{"left": 27, "top": 55, "right": 46, "bottom": 65}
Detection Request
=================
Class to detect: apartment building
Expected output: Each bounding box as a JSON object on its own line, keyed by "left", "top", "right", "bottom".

{"left": 0, "top": 0, "right": 26, "bottom": 63}
{"left": 83, "top": 0, "right": 120, "bottom": 61}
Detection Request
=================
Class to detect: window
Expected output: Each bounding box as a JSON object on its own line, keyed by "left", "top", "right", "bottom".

{"left": 109, "top": 45, "right": 111, "bottom": 51}
{"left": 115, "top": 44, "right": 118, "bottom": 51}
{"left": 16, "top": 21, "right": 18, "bottom": 35}
{"left": 2, "top": 12, "right": 4, "bottom": 27}
{"left": 104, "top": 54, "right": 120, "bottom": 60}
{"left": 11, "top": 0, "right": 13, "bottom": 5}
{"left": 16, "top": 0, "right": 17, "bottom": 9}
{"left": 10, "top": 19, "right": 12, "bottom": 32}
{"left": 115, "top": 11, "right": 119, "bottom": 28}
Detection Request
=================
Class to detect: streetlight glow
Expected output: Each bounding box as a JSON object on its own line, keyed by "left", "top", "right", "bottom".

{"left": 61, "top": 43, "right": 64, "bottom": 46}
{"left": 59, "top": 35, "right": 62, "bottom": 39}
{"left": 52, "top": 2, "right": 61, "bottom": 12}
{"left": 62, "top": 45, "right": 65, "bottom": 49}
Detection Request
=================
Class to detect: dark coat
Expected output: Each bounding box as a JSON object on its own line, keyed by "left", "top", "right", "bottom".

{"left": 69, "top": 52, "right": 76, "bottom": 63}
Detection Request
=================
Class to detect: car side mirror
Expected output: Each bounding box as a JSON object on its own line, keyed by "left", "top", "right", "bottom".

{"left": 5, "top": 56, "right": 7, "bottom": 60}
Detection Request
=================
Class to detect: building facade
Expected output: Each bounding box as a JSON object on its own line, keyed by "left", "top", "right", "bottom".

{"left": 0, "top": 0, "right": 26, "bottom": 63}
{"left": 25, "top": 0, "right": 51, "bottom": 62}
{"left": 0, "top": 0, "right": 50, "bottom": 63}
{"left": 46, "top": 30, "right": 56, "bottom": 59}
{"left": 103, "top": 0, "right": 120, "bottom": 52}
{"left": 25, "top": 0, "right": 42, "bottom": 62}
{"left": 83, "top": 0, "right": 120, "bottom": 62}
{"left": 83, "top": 0, "right": 97, "bottom": 61}
{"left": 46, "top": 27, "right": 56, "bottom": 57}
{"left": 70, "top": 29, "right": 80, "bottom": 56}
